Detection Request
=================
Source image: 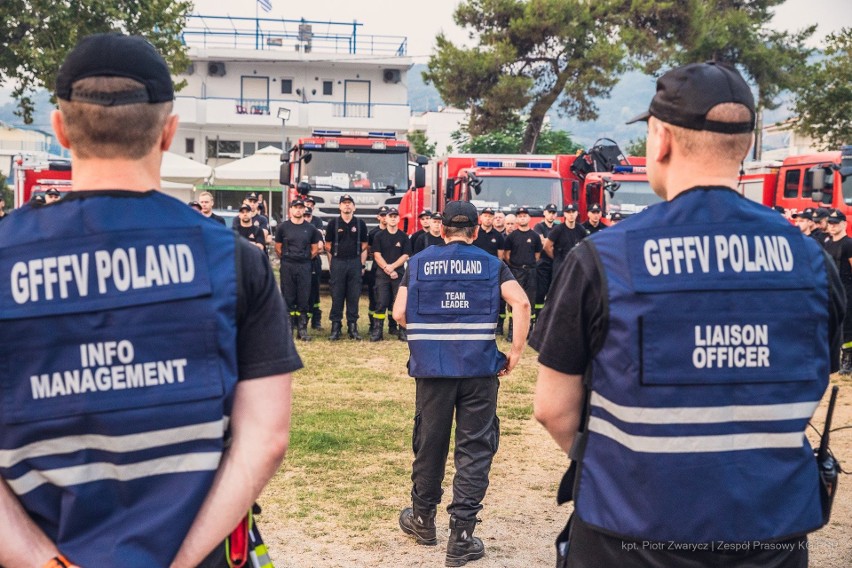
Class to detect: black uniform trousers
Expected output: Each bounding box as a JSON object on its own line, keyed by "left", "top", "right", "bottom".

{"left": 535, "top": 258, "right": 553, "bottom": 314}
{"left": 309, "top": 257, "right": 322, "bottom": 317}
{"left": 280, "top": 259, "right": 312, "bottom": 315}
{"left": 374, "top": 269, "right": 403, "bottom": 319}
{"left": 329, "top": 256, "right": 362, "bottom": 324}
{"left": 410, "top": 376, "right": 500, "bottom": 521}
{"left": 366, "top": 264, "right": 379, "bottom": 318}
{"left": 510, "top": 265, "right": 537, "bottom": 320}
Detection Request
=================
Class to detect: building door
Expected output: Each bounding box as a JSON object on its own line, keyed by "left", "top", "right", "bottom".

{"left": 241, "top": 76, "right": 269, "bottom": 114}
{"left": 344, "top": 80, "right": 371, "bottom": 118}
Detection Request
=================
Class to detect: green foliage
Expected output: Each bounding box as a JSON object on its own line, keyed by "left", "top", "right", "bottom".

{"left": 0, "top": 0, "right": 192, "bottom": 124}
{"left": 626, "top": 136, "right": 647, "bottom": 157}
{"left": 792, "top": 28, "right": 852, "bottom": 151}
{"left": 623, "top": 0, "right": 815, "bottom": 111}
{"left": 406, "top": 130, "right": 437, "bottom": 158}
{"left": 424, "top": 0, "right": 627, "bottom": 153}
{"left": 453, "top": 120, "right": 581, "bottom": 154}
{"left": 0, "top": 171, "right": 10, "bottom": 207}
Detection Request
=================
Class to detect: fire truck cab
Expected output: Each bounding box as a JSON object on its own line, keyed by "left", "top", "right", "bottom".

{"left": 13, "top": 156, "right": 73, "bottom": 207}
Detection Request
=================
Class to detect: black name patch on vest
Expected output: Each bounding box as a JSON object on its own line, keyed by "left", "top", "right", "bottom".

{"left": 0, "top": 227, "right": 211, "bottom": 319}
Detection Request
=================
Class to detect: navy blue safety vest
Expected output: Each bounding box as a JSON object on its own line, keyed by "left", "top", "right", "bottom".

{"left": 574, "top": 187, "right": 829, "bottom": 544}
{"left": 0, "top": 191, "right": 239, "bottom": 566}
{"left": 407, "top": 242, "right": 506, "bottom": 377}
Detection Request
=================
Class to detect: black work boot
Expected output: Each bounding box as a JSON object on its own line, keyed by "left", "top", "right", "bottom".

{"left": 388, "top": 319, "right": 399, "bottom": 337}
{"left": 297, "top": 314, "right": 312, "bottom": 342}
{"left": 445, "top": 516, "right": 484, "bottom": 567}
{"left": 841, "top": 349, "right": 852, "bottom": 375}
{"left": 311, "top": 308, "right": 323, "bottom": 330}
{"left": 399, "top": 505, "right": 437, "bottom": 546}
{"left": 329, "top": 322, "right": 343, "bottom": 341}
{"left": 495, "top": 319, "right": 504, "bottom": 336}
{"left": 369, "top": 319, "right": 384, "bottom": 342}
{"left": 398, "top": 327, "right": 407, "bottom": 341}
{"left": 348, "top": 322, "right": 362, "bottom": 340}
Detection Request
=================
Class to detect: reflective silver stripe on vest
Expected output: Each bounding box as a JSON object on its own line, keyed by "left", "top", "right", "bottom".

{"left": 0, "top": 418, "right": 228, "bottom": 469}
{"left": 588, "top": 416, "right": 806, "bottom": 453}
{"left": 407, "top": 323, "right": 496, "bottom": 330}
{"left": 407, "top": 322, "right": 496, "bottom": 340}
{"left": 590, "top": 392, "right": 819, "bottom": 424}
{"left": 7, "top": 452, "right": 222, "bottom": 494}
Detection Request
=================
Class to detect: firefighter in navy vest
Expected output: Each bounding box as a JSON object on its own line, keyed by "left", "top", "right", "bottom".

{"left": 275, "top": 198, "right": 322, "bottom": 341}
{"left": 324, "top": 194, "right": 369, "bottom": 340}
{"left": 0, "top": 33, "right": 301, "bottom": 568}
{"left": 394, "top": 201, "right": 531, "bottom": 567}
{"left": 531, "top": 61, "right": 844, "bottom": 568}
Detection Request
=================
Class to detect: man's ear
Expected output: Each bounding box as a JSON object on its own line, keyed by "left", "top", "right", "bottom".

{"left": 160, "top": 114, "right": 179, "bottom": 151}
{"left": 51, "top": 110, "right": 71, "bottom": 149}
{"left": 651, "top": 119, "right": 672, "bottom": 165}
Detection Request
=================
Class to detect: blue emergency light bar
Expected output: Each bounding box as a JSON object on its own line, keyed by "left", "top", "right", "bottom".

{"left": 613, "top": 165, "right": 647, "bottom": 174}
{"left": 474, "top": 160, "right": 553, "bottom": 169}
{"left": 311, "top": 130, "right": 397, "bottom": 139}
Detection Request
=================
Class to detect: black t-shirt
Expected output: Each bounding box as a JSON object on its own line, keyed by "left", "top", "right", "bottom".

{"left": 504, "top": 229, "right": 543, "bottom": 267}
{"left": 235, "top": 223, "right": 266, "bottom": 247}
{"left": 373, "top": 228, "right": 411, "bottom": 268}
{"left": 326, "top": 216, "right": 368, "bottom": 258}
{"left": 531, "top": 239, "right": 846, "bottom": 375}
{"left": 207, "top": 212, "right": 226, "bottom": 226}
{"left": 473, "top": 227, "right": 505, "bottom": 257}
{"left": 824, "top": 235, "right": 852, "bottom": 292}
{"left": 275, "top": 220, "right": 322, "bottom": 263}
{"left": 548, "top": 222, "right": 589, "bottom": 267}
{"left": 533, "top": 221, "right": 556, "bottom": 239}
{"left": 414, "top": 232, "right": 444, "bottom": 255}
{"left": 582, "top": 220, "right": 604, "bottom": 235}
{"left": 232, "top": 212, "right": 269, "bottom": 234}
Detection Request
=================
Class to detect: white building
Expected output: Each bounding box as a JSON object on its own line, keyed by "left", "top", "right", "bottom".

{"left": 173, "top": 15, "right": 413, "bottom": 170}
{"left": 409, "top": 107, "right": 468, "bottom": 155}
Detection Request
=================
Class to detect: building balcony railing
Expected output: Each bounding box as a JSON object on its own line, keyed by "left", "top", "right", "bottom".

{"left": 183, "top": 15, "right": 408, "bottom": 56}
{"left": 175, "top": 97, "right": 410, "bottom": 131}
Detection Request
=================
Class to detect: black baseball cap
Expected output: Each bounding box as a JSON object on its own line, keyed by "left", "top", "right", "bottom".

{"left": 419, "top": 209, "right": 433, "bottom": 218}
{"left": 442, "top": 201, "right": 478, "bottom": 228}
{"left": 377, "top": 206, "right": 389, "bottom": 216}
{"left": 56, "top": 34, "right": 174, "bottom": 106}
{"left": 610, "top": 211, "right": 624, "bottom": 221}
{"left": 626, "top": 61, "right": 755, "bottom": 134}
{"left": 793, "top": 208, "right": 813, "bottom": 220}
{"left": 814, "top": 207, "right": 830, "bottom": 220}
{"left": 827, "top": 209, "right": 846, "bottom": 223}
{"left": 303, "top": 196, "right": 316, "bottom": 204}
{"left": 339, "top": 194, "right": 354, "bottom": 203}
{"left": 516, "top": 206, "right": 530, "bottom": 215}
{"left": 304, "top": 206, "right": 313, "bottom": 215}
{"left": 387, "top": 208, "right": 399, "bottom": 216}
{"left": 238, "top": 204, "right": 251, "bottom": 212}
{"left": 291, "top": 199, "right": 305, "bottom": 207}
{"left": 431, "top": 212, "right": 443, "bottom": 221}
{"left": 188, "top": 200, "right": 201, "bottom": 209}
{"left": 481, "top": 207, "right": 495, "bottom": 215}
{"left": 589, "top": 204, "right": 602, "bottom": 213}
{"left": 45, "top": 188, "right": 61, "bottom": 196}
{"left": 245, "top": 192, "right": 259, "bottom": 201}
{"left": 544, "top": 203, "right": 558, "bottom": 212}
{"left": 564, "top": 203, "right": 578, "bottom": 213}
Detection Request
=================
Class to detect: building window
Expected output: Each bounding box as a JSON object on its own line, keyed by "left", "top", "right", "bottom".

{"left": 259, "top": 141, "right": 282, "bottom": 150}
{"left": 322, "top": 80, "right": 333, "bottom": 96}
{"left": 243, "top": 142, "right": 256, "bottom": 157}
{"left": 281, "top": 79, "right": 293, "bottom": 94}
{"left": 206, "top": 139, "right": 241, "bottom": 159}
{"left": 185, "top": 138, "right": 195, "bottom": 154}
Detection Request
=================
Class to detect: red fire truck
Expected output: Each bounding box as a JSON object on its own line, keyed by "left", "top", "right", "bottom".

{"left": 13, "top": 156, "right": 72, "bottom": 207}
{"left": 399, "top": 154, "right": 578, "bottom": 234}
{"left": 737, "top": 147, "right": 852, "bottom": 232}
{"left": 281, "top": 130, "right": 425, "bottom": 228}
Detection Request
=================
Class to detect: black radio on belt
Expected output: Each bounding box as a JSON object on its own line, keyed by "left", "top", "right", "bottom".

{"left": 815, "top": 385, "right": 841, "bottom": 524}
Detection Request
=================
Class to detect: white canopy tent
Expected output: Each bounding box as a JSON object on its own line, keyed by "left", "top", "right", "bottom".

{"left": 160, "top": 151, "right": 213, "bottom": 185}
{"left": 210, "top": 146, "right": 283, "bottom": 188}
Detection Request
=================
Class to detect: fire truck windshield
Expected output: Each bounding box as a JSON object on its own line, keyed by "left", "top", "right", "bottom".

{"left": 468, "top": 176, "right": 562, "bottom": 213}
{"left": 606, "top": 180, "right": 662, "bottom": 214}
{"left": 301, "top": 150, "right": 408, "bottom": 191}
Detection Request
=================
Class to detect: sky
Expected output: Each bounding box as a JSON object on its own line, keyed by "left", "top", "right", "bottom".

{"left": 191, "top": 0, "right": 852, "bottom": 62}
